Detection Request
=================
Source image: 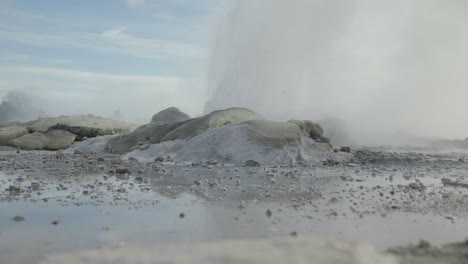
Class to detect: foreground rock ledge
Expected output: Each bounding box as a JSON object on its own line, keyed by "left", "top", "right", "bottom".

{"left": 40, "top": 236, "right": 397, "bottom": 264}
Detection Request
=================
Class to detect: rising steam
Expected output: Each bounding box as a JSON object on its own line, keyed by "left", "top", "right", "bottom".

{"left": 205, "top": 0, "right": 468, "bottom": 143}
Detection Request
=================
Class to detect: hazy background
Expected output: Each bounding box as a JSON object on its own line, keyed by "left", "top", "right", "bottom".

{"left": 0, "top": 0, "right": 230, "bottom": 123}
{"left": 1, "top": 0, "right": 468, "bottom": 141}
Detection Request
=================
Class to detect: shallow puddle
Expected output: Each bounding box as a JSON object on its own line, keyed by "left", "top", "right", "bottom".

{"left": 1, "top": 165, "right": 468, "bottom": 264}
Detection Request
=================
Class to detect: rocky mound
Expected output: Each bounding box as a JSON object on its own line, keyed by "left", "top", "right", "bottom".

{"left": 123, "top": 119, "right": 349, "bottom": 165}
{"left": 68, "top": 107, "right": 349, "bottom": 166}
{"left": 0, "top": 115, "right": 138, "bottom": 151}
{"left": 107, "top": 107, "right": 262, "bottom": 154}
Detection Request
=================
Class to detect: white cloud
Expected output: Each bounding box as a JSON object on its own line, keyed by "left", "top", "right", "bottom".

{"left": 100, "top": 26, "right": 206, "bottom": 59}
{"left": 101, "top": 27, "right": 128, "bottom": 39}
{"left": 125, "top": 0, "right": 146, "bottom": 7}
{"left": 0, "top": 25, "right": 206, "bottom": 61}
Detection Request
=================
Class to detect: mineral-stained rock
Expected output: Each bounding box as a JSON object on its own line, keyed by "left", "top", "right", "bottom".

{"left": 23, "top": 115, "right": 138, "bottom": 138}
{"left": 10, "top": 132, "right": 49, "bottom": 150}
{"left": 0, "top": 126, "right": 28, "bottom": 145}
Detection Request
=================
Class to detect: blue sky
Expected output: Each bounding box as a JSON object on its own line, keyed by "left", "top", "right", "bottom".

{"left": 0, "top": 0, "right": 231, "bottom": 122}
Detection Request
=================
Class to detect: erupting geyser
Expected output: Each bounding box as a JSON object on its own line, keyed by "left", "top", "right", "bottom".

{"left": 205, "top": 0, "right": 468, "bottom": 142}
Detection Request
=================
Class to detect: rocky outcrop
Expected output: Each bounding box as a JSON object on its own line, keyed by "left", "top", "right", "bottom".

{"left": 23, "top": 115, "right": 137, "bottom": 134}
{"left": 47, "top": 123, "right": 113, "bottom": 141}
{"left": 124, "top": 120, "right": 351, "bottom": 165}
{"left": 0, "top": 115, "right": 139, "bottom": 151}
{"left": 107, "top": 107, "right": 261, "bottom": 154}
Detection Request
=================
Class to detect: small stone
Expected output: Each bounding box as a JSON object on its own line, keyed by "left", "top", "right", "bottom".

{"left": 110, "top": 158, "right": 122, "bottom": 165}
{"left": 445, "top": 216, "right": 456, "bottom": 221}
{"left": 193, "top": 179, "right": 202, "bottom": 186}
{"left": 245, "top": 160, "right": 261, "bottom": 167}
{"left": 339, "top": 147, "right": 351, "bottom": 153}
{"left": 179, "top": 213, "right": 185, "bottom": 219}
{"left": 206, "top": 160, "right": 218, "bottom": 166}
{"left": 82, "top": 190, "right": 90, "bottom": 195}
{"left": 266, "top": 209, "right": 272, "bottom": 217}
{"left": 12, "top": 216, "right": 25, "bottom": 222}
{"left": 51, "top": 220, "right": 60, "bottom": 225}
{"left": 134, "top": 176, "right": 143, "bottom": 182}
{"left": 115, "top": 167, "right": 130, "bottom": 174}
{"left": 8, "top": 185, "right": 21, "bottom": 195}
{"left": 290, "top": 231, "right": 298, "bottom": 237}
{"left": 154, "top": 156, "right": 165, "bottom": 163}
{"left": 31, "top": 182, "right": 40, "bottom": 191}
{"left": 56, "top": 151, "right": 65, "bottom": 159}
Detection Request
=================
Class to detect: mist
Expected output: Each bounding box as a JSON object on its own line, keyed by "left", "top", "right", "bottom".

{"left": 205, "top": 0, "right": 468, "bottom": 143}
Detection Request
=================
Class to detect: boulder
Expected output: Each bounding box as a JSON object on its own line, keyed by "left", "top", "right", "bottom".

{"left": 10, "top": 132, "right": 49, "bottom": 150}
{"left": 106, "top": 122, "right": 182, "bottom": 154}
{"left": 47, "top": 124, "right": 107, "bottom": 141}
{"left": 150, "top": 107, "right": 190, "bottom": 124}
{"left": 64, "top": 135, "right": 115, "bottom": 155}
{"left": 161, "top": 107, "right": 262, "bottom": 142}
{"left": 0, "top": 126, "right": 28, "bottom": 145}
{"left": 45, "top": 130, "right": 77, "bottom": 150}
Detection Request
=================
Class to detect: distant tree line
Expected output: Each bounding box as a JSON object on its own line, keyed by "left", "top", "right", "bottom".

{"left": 0, "top": 90, "right": 42, "bottom": 124}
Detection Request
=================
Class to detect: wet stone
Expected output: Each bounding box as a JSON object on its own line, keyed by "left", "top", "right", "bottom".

{"left": 12, "top": 216, "right": 25, "bottom": 222}
{"left": 31, "top": 182, "right": 40, "bottom": 191}
{"left": 245, "top": 160, "right": 261, "bottom": 167}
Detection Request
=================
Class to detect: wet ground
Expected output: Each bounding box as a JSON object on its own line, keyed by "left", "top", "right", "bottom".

{"left": 2, "top": 147, "right": 468, "bottom": 263}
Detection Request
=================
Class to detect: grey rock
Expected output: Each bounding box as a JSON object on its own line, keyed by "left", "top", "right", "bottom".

{"left": 45, "top": 129, "right": 77, "bottom": 150}
{"left": 12, "top": 216, "right": 25, "bottom": 222}
{"left": 287, "top": 119, "right": 331, "bottom": 146}
{"left": 246, "top": 160, "right": 261, "bottom": 167}
{"left": 161, "top": 107, "right": 262, "bottom": 143}
{"left": 150, "top": 107, "right": 190, "bottom": 124}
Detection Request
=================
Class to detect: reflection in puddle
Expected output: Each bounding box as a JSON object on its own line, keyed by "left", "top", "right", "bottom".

{"left": 1, "top": 165, "right": 468, "bottom": 264}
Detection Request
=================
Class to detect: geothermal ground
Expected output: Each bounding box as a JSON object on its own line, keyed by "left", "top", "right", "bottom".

{"left": 2, "top": 146, "right": 468, "bottom": 263}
